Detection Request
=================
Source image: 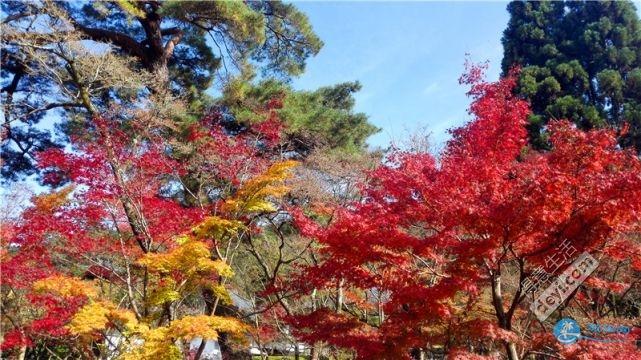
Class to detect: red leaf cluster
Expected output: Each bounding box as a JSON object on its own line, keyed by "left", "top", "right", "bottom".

{"left": 286, "top": 65, "right": 641, "bottom": 358}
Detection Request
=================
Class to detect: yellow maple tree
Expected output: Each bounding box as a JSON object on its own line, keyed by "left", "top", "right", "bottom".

{"left": 27, "top": 160, "right": 298, "bottom": 359}
{"left": 223, "top": 160, "right": 298, "bottom": 214}
{"left": 32, "top": 275, "right": 97, "bottom": 299}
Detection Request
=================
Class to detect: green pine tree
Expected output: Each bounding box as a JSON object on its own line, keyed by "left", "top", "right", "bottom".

{"left": 1, "top": 0, "right": 334, "bottom": 179}
{"left": 502, "top": 0, "right": 641, "bottom": 151}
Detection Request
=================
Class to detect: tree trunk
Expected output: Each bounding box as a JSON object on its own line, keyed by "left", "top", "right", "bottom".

{"left": 310, "top": 289, "right": 320, "bottom": 360}
{"left": 310, "top": 344, "right": 320, "bottom": 360}
{"left": 491, "top": 274, "right": 519, "bottom": 360}
{"left": 336, "top": 278, "right": 344, "bottom": 313}
{"left": 17, "top": 345, "right": 26, "bottom": 360}
{"left": 137, "top": 11, "right": 182, "bottom": 95}
{"left": 505, "top": 342, "right": 519, "bottom": 360}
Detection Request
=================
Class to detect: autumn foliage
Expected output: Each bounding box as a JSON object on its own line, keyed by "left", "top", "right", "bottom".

{"left": 286, "top": 65, "right": 641, "bottom": 359}
{"left": 3, "top": 64, "right": 641, "bottom": 360}
{"left": 1, "top": 104, "right": 298, "bottom": 359}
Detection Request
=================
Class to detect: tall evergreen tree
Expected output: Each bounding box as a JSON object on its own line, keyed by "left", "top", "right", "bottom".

{"left": 502, "top": 0, "right": 641, "bottom": 151}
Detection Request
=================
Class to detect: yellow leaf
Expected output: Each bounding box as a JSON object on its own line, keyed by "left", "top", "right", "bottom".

{"left": 115, "top": 0, "right": 146, "bottom": 18}
{"left": 120, "top": 315, "right": 246, "bottom": 360}
{"left": 223, "top": 160, "right": 298, "bottom": 214}
{"left": 68, "top": 301, "right": 111, "bottom": 336}
{"left": 68, "top": 301, "right": 138, "bottom": 339}
{"left": 168, "top": 315, "right": 220, "bottom": 341}
{"left": 32, "top": 275, "right": 97, "bottom": 299}
{"left": 147, "top": 278, "right": 181, "bottom": 306}
{"left": 191, "top": 216, "right": 245, "bottom": 240}
{"left": 33, "top": 186, "right": 74, "bottom": 212}
{"left": 169, "top": 315, "right": 247, "bottom": 342}
{"left": 207, "top": 283, "right": 233, "bottom": 305}
{"left": 137, "top": 241, "right": 215, "bottom": 276}
{"left": 137, "top": 240, "right": 233, "bottom": 308}
{"left": 121, "top": 327, "right": 181, "bottom": 360}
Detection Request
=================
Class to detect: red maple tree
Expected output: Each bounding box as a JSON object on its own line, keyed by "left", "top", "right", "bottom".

{"left": 287, "top": 65, "right": 641, "bottom": 359}
{"left": 1, "top": 104, "right": 301, "bottom": 358}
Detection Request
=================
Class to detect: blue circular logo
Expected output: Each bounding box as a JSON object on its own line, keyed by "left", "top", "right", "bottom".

{"left": 554, "top": 318, "right": 581, "bottom": 344}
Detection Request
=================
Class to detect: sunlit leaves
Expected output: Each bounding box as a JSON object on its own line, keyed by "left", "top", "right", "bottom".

{"left": 120, "top": 326, "right": 181, "bottom": 360}
{"left": 138, "top": 240, "right": 231, "bottom": 278}
{"left": 32, "top": 275, "right": 97, "bottom": 300}
{"left": 114, "top": 0, "right": 146, "bottom": 18}
{"left": 68, "top": 301, "right": 137, "bottom": 339}
{"left": 192, "top": 216, "right": 245, "bottom": 241}
{"left": 287, "top": 65, "right": 641, "bottom": 359}
{"left": 137, "top": 239, "right": 233, "bottom": 306}
{"left": 122, "top": 315, "right": 247, "bottom": 360}
{"left": 223, "top": 160, "right": 298, "bottom": 214}
{"left": 169, "top": 315, "right": 246, "bottom": 341}
{"left": 32, "top": 186, "right": 74, "bottom": 212}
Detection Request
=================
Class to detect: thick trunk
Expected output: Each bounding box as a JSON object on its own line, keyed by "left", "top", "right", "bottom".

{"left": 72, "top": 8, "right": 175, "bottom": 94}
{"left": 17, "top": 345, "right": 26, "bottom": 360}
{"left": 310, "top": 344, "right": 320, "bottom": 360}
{"left": 138, "top": 12, "right": 182, "bottom": 94}
{"left": 491, "top": 274, "right": 519, "bottom": 360}
{"left": 336, "top": 278, "right": 344, "bottom": 313}
{"left": 506, "top": 342, "right": 519, "bottom": 360}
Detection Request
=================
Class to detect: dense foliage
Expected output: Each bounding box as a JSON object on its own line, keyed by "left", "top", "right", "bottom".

{"left": 1, "top": 0, "right": 374, "bottom": 181}
{"left": 502, "top": 0, "right": 641, "bottom": 151}
{"left": 286, "top": 66, "right": 641, "bottom": 359}
{"left": 3, "top": 2, "right": 641, "bottom": 360}
{"left": 1, "top": 108, "right": 308, "bottom": 359}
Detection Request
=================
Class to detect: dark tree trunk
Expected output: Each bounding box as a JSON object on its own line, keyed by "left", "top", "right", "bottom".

{"left": 195, "top": 288, "right": 249, "bottom": 360}
{"left": 219, "top": 333, "right": 251, "bottom": 360}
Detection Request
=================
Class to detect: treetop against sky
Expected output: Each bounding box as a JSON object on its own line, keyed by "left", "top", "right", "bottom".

{"left": 2, "top": 1, "right": 641, "bottom": 360}
{"left": 292, "top": 1, "right": 641, "bottom": 149}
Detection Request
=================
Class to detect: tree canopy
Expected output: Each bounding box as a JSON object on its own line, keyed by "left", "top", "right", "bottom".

{"left": 2, "top": 0, "right": 372, "bottom": 181}
{"left": 502, "top": 0, "right": 641, "bottom": 151}
{"left": 218, "top": 79, "right": 379, "bottom": 154}
{"left": 3, "top": 2, "right": 641, "bottom": 360}
{"left": 287, "top": 65, "right": 641, "bottom": 360}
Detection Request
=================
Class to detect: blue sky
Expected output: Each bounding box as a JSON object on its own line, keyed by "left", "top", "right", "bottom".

{"left": 292, "top": 1, "right": 509, "bottom": 149}
{"left": 291, "top": 1, "right": 641, "bottom": 150}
